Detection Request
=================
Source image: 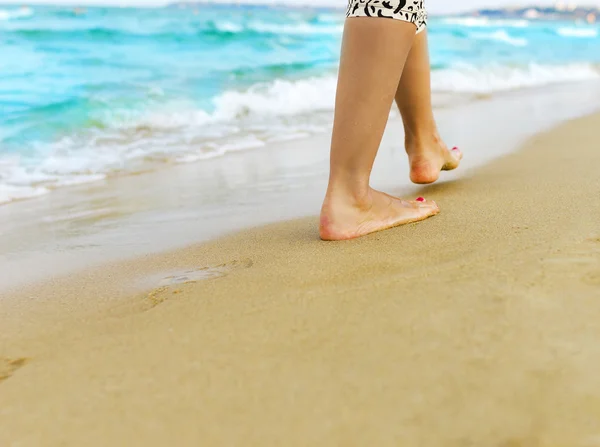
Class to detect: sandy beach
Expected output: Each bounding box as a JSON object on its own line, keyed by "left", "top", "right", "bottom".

{"left": 1, "top": 109, "right": 599, "bottom": 445}
{"left": 2, "top": 4, "right": 600, "bottom": 445}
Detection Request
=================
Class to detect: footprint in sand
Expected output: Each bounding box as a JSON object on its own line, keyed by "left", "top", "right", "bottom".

{"left": 588, "top": 237, "right": 600, "bottom": 246}
{"left": 146, "top": 259, "right": 253, "bottom": 308}
{"left": 157, "top": 259, "right": 253, "bottom": 287}
{"left": 583, "top": 270, "right": 600, "bottom": 286}
{"left": 542, "top": 237, "right": 600, "bottom": 266}
{"left": 0, "top": 357, "right": 29, "bottom": 383}
{"left": 581, "top": 237, "right": 600, "bottom": 286}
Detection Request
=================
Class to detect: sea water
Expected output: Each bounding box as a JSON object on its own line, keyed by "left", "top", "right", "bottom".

{"left": 1, "top": 4, "right": 599, "bottom": 204}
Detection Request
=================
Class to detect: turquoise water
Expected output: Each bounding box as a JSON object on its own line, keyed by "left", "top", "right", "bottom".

{"left": 1, "top": 4, "right": 599, "bottom": 203}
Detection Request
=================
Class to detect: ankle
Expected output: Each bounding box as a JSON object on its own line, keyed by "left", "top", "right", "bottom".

{"left": 324, "top": 176, "right": 372, "bottom": 209}
{"left": 405, "top": 130, "right": 442, "bottom": 154}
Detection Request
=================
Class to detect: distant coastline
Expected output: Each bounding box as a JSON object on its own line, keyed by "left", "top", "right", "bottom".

{"left": 167, "top": 1, "right": 344, "bottom": 11}
{"left": 460, "top": 5, "right": 598, "bottom": 23}
{"left": 1, "top": 2, "right": 599, "bottom": 22}
{"left": 166, "top": 2, "right": 599, "bottom": 22}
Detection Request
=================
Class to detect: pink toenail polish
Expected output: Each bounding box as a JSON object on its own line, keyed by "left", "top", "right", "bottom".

{"left": 416, "top": 197, "right": 425, "bottom": 202}
{"left": 452, "top": 147, "right": 459, "bottom": 151}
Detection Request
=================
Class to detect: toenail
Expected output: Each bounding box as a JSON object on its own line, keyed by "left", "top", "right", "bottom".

{"left": 416, "top": 197, "right": 425, "bottom": 202}
{"left": 452, "top": 147, "right": 459, "bottom": 151}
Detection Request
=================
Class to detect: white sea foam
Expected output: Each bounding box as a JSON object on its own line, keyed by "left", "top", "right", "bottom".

{"left": 214, "top": 21, "right": 244, "bottom": 33}
{"left": 316, "top": 13, "right": 341, "bottom": 23}
{"left": 432, "top": 63, "right": 600, "bottom": 94}
{"left": 0, "top": 7, "right": 33, "bottom": 21}
{"left": 211, "top": 20, "right": 343, "bottom": 35}
{"left": 471, "top": 30, "right": 528, "bottom": 47}
{"left": 442, "top": 17, "right": 529, "bottom": 28}
{"left": 198, "top": 64, "right": 599, "bottom": 115}
{"left": 143, "top": 64, "right": 598, "bottom": 119}
{"left": 0, "top": 183, "right": 49, "bottom": 205}
{"left": 212, "top": 76, "right": 337, "bottom": 119}
{"left": 246, "top": 21, "right": 342, "bottom": 35}
{"left": 557, "top": 27, "right": 599, "bottom": 38}
{"left": 2, "top": 64, "right": 600, "bottom": 205}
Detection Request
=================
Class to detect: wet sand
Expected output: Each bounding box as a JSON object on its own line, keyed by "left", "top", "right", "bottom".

{"left": 1, "top": 112, "right": 600, "bottom": 445}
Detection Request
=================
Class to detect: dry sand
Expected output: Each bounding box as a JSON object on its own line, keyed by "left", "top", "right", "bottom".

{"left": 1, "top": 113, "right": 600, "bottom": 446}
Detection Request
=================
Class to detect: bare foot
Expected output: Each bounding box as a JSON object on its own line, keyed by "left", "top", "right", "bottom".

{"left": 406, "top": 134, "right": 462, "bottom": 185}
{"left": 319, "top": 187, "right": 439, "bottom": 241}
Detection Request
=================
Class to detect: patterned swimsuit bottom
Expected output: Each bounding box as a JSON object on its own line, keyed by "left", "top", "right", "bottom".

{"left": 346, "top": 0, "right": 427, "bottom": 34}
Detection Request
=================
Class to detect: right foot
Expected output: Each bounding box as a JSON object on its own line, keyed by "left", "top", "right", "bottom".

{"left": 406, "top": 134, "right": 462, "bottom": 185}
{"left": 319, "top": 187, "right": 439, "bottom": 241}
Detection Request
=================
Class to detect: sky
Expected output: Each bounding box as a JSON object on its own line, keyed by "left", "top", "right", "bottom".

{"left": 1, "top": 0, "right": 599, "bottom": 13}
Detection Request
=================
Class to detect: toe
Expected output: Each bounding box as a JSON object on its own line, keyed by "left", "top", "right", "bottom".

{"left": 442, "top": 146, "right": 462, "bottom": 171}
{"left": 451, "top": 146, "right": 463, "bottom": 160}
{"left": 412, "top": 197, "right": 440, "bottom": 213}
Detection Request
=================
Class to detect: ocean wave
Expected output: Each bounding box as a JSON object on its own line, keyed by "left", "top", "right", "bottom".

{"left": 0, "top": 183, "right": 49, "bottom": 205}
{"left": 557, "top": 27, "right": 599, "bottom": 38}
{"left": 214, "top": 21, "right": 245, "bottom": 33}
{"left": 315, "top": 13, "right": 341, "bottom": 23}
{"left": 470, "top": 30, "right": 528, "bottom": 47}
{"left": 442, "top": 17, "right": 529, "bottom": 28}
{"left": 432, "top": 63, "right": 600, "bottom": 93}
{"left": 11, "top": 27, "right": 154, "bottom": 41}
{"left": 0, "top": 7, "right": 33, "bottom": 21}
{"left": 3, "top": 63, "right": 600, "bottom": 205}
{"left": 0, "top": 155, "right": 109, "bottom": 205}
{"left": 212, "top": 76, "right": 337, "bottom": 118}
{"left": 194, "top": 20, "right": 344, "bottom": 37}
{"left": 209, "top": 20, "right": 344, "bottom": 36}
{"left": 101, "top": 75, "right": 338, "bottom": 130}
{"left": 0, "top": 76, "right": 338, "bottom": 205}
{"left": 8, "top": 20, "right": 342, "bottom": 41}
{"left": 245, "top": 21, "right": 342, "bottom": 35}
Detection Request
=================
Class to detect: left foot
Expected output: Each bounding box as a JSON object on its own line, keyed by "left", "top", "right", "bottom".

{"left": 319, "top": 187, "right": 439, "bottom": 241}
{"left": 406, "top": 134, "right": 462, "bottom": 184}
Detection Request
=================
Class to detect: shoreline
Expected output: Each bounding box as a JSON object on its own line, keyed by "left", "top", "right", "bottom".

{"left": 2, "top": 81, "right": 600, "bottom": 293}
{"left": 1, "top": 111, "right": 599, "bottom": 445}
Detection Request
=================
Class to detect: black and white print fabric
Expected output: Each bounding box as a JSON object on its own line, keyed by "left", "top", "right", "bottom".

{"left": 346, "top": 0, "right": 427, "bottom": 33}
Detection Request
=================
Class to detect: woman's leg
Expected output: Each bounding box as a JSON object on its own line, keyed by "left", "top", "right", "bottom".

{"left": 319, "top": 18, "right": 438, "bottom": 241}
{"left": 395, "top": 30, "right": 462, "bottom": 184}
